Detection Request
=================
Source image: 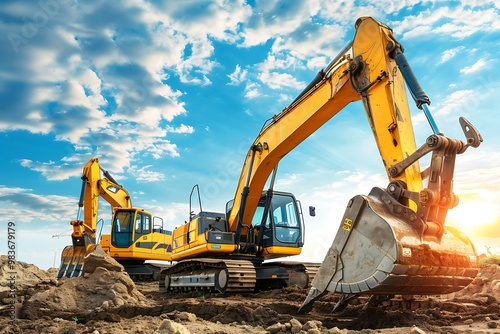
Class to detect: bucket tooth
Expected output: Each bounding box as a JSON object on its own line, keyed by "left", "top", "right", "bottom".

{"left": 57, "top": 245, "right": 88, "bottom": 278}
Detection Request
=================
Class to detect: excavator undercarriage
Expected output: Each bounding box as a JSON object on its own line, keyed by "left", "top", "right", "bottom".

{"left": 159, "top": 258, "right": 320, "bottom": 293}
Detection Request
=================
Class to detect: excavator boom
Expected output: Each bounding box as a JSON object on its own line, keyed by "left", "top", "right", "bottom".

{"left": 227, "top": 18, "right": 424, "bottom": 234}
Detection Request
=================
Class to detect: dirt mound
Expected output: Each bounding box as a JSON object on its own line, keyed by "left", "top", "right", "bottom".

{"left": 3, "top": 259, "right": 499, "bottom": 334}
{"left": 0, "top": 255, "right": 58, "bottom": 318}
{"left": 452, "top": 263, "right": 500, "bottom": 300}
{"left": 0, "top": 255, "right": 56, "bottom": 289}
{"left": 21, "top": 247, "right": 147, "bottom": 321}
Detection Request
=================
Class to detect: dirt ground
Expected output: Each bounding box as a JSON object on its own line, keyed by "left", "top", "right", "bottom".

{"left": 0, "top": 253, "right": 499, "bottom": 334}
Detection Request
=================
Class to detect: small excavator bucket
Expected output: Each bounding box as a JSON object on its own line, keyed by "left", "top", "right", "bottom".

{"left": 57, "top": 244, "right": 97, "bottom": 279}
{"left": 300, "top": 187, "right": 478, "bottom": 311}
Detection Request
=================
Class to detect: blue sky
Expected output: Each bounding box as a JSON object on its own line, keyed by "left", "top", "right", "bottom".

{"left": 1, "top": 0, "right": 499, "bottom": 270}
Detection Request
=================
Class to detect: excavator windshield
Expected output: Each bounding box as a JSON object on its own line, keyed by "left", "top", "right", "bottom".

{"left": 111, "top": 210, "right": 134, "bottom": 248}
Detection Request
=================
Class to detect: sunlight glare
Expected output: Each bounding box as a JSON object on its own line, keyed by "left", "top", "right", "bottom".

{"left": 446, "top": 200, "right": 497, "bottom": 236}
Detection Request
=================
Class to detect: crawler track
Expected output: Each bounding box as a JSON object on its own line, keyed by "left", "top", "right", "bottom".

{"left": 159, "top": 259, "right": 322, "bottom": 293}
{"left": 160, "top": 258, "right": 257, "bottom": 293}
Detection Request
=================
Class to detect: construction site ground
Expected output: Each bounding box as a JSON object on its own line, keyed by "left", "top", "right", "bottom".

{"left": 1, "top": 252, "right": 499, "bottom": 334}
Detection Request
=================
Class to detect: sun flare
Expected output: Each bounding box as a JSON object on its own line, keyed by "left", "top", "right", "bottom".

{"left": 446, "top": 199, "right": 498, "bottom": 236}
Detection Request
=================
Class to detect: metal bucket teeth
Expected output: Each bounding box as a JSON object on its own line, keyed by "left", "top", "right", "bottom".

{"left": 57, "top": 245, "right": 87, "bottom": 278}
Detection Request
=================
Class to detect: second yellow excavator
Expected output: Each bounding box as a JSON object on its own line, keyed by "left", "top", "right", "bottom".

{"left": 57, "top": 158, "right": 173, "bottom": 280}
{"left": 159, "top": 16, "right": 483, "bottom": 300}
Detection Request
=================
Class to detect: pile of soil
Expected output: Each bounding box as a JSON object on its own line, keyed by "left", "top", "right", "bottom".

{"left": 0, "top": 255, "right": 56, "bottom": 289}
{"left": 21, "top": 247, "right": 147, "bottom": 321}
{"left": 0, "top": 255, "right": 57, "bottom": 311}
{"left": 0, "top": 251, "right": 499, "bottom": 334}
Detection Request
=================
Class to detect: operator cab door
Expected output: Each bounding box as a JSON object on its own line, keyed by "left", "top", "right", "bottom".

{"left": 134, "top": 211, "right": 153, "bottom": 254}
{"left": 254, "top": 192, "right": 303, "bottom": 249}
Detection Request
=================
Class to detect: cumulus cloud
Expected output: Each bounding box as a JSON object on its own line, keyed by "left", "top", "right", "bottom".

{"left": 131, "top": 165, "right": 166, "bottom": 182}
{"left": 241, "top": 1, "right": 316, "bottom": 47}
{"left": 258, "top": 71, "right": 306, "bottom": 90}
{"left": 0, "top": 0, "right": 249, "bottom": 180}
{"left": 244, "top": 81, "right": 263, "bottom": 99}
{"left": 166, "top": 124, "right": 195, "bottom": 134}
{"left": 435, "top": 90, "right": 475, "bottom": 117}
{"left": 18, "top": 159, "right": 83, "bottom": 181}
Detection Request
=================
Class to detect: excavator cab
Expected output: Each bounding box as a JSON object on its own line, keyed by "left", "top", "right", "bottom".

{"left": 108, "top": 209, "right": 153, "bottom": 248}
{"left": 251, "top": 192, "right": 304, "bottom": 254}
{"left": 102, "top": 208, "right": 172, "bottom": 259}
{"left": 100, "top": 207, "right": 173, "bottom": 280}
{"left": 224, "top": 190, "right": 304, "bottom": 258}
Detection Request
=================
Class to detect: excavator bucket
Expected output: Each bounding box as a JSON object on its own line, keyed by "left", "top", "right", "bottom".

{"left": 300, "top": 187, "right": 478, "bottom": 311}
{"left": 57, "top": 244, "right": 97, "bottom": 279}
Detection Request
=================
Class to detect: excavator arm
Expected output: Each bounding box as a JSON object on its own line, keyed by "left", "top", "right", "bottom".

{"left": 293, "top": 17, "right": 482, "bottom": 311}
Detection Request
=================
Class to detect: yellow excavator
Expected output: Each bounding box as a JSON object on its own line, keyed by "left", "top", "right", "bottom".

{"left": 159, "top": 16, "right": 482, "bottom": 301}
{"left": 57, "top": 158, "right": 173, "bottom": 280}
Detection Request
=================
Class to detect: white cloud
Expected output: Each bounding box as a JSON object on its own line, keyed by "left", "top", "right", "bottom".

{"left": 150, "top": 141, "right": 180, "bottom": 159}
{"left": 394, "top": 6, "right": 500, "bottom": 40}
{"left": 18, "top": 159, "right": 83, "bottom": 181}
{"left": 258, "top": 53, "right": 303, "bottom": 72}
{"left": 435, "top": 89, "right": 475, "bottom": 117}
{"left": 276, "top": 173, "right": 300, "bottom": 187}
{"left": 228, "top": 65, "right": 248, "bottom": 85}
{"left": 460, "top": 58, "right": 488, "bottom": 74}
{"left": 132, "top": 165, "right": 165, "bottom": 182}
{"left": 278, "top": 93, "right": 292, "bottom": 103}
{"left": 439, "top": 46, "right": 465, "bottom": 64}
{"left": 242, "top": 1, "right": 316, "bottom": 47}
{"left": 0, "top": 184, "right": 77, "bottom": 221}
{"left": 270, "top": 23, "right": 345, "bottom": 65}
{"left": 258, "top": 71, "right": 306, "bottom": 90}
{"left": 0, "top": 0, "right": 236, "bottom": 181}
{"left": 166, "top": 124, "right": 195, "bottom": 134}
{"left": 244, "top": 81, "right": 262, "bottom": 99}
